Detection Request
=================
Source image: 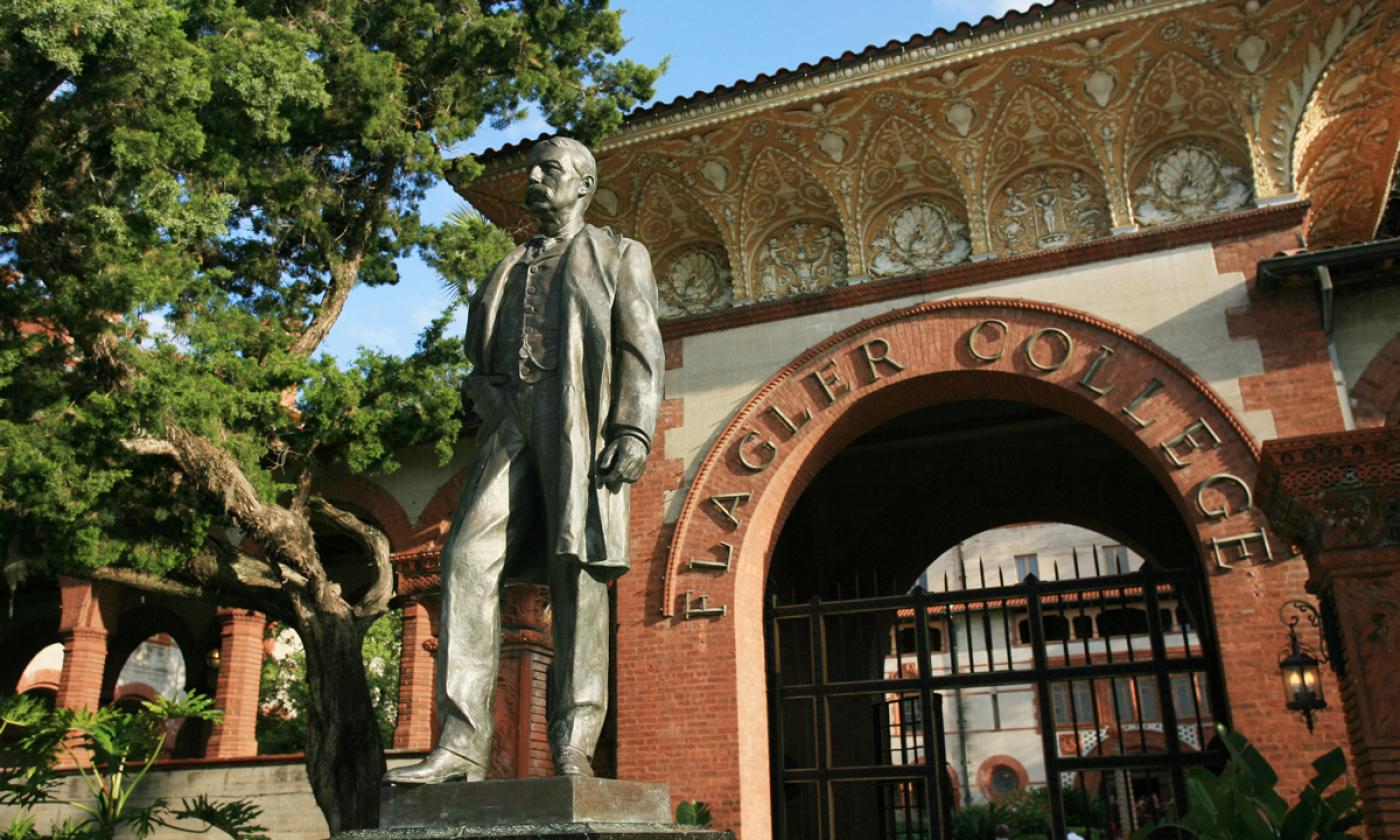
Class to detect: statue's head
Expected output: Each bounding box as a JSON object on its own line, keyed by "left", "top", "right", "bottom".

{"left": 525, "top": 137, "right": 597, "bottom": 222}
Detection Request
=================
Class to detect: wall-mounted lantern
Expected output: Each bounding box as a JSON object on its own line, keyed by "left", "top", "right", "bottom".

{"left": 1278, "top": 599, "right": 1327, "bottom": 733}
{"left": 206, "top": 646, "right": 222, "bottom": 672}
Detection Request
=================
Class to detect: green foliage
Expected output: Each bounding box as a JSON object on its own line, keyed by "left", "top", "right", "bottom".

{"left": 1, "top": 0, "right": 661, "bottom": 588}
{"left": 1, "top": 0, "right": 658, "bottom": 829}
{"left": 1133, "top": 726, "right": 1363, "bottom": 840}
{"left": 257, "top": 610, "right": 403, "bottom": 754}
{"left": 951, "top": 786, "right": 1106, "bottom": 840}
{"left": 675, "top": 801, "right": 713, "bottom": 828}
{"left": 0, "top": 692, "right": 267, "bottom": 839}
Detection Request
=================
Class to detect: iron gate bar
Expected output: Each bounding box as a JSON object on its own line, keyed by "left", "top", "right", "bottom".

{"left": 1025, "top": 574, "right": 1070, "bottom": 837}
{"left": 812, "top": 597, "right": 832, "bottom": 838}
{"left": 765, "top": 595, "right": 790, "bottom": 840}
{"left": 768, "top": 568, "right": 1200, "bottom": 617}
{"left": 772, "top": 655, "right": 1219, "bottom": 696}
{"left": 1145, "top": 579, "right": 1190, "bottom": 807}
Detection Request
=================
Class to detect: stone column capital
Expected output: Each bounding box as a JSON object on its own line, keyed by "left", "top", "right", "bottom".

{"left": 1256, "top": 426, "right": 1400, "bottom": 572}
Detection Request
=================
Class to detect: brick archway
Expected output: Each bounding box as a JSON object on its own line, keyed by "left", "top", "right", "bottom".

{"left": 653, "top": 297, "right": 1308, "bottom": 839}
{"left": 1351, "top": 333, "right": 1400, "bottom": 428}
{"left": 665, "top": 297, "right": 1268, "bottom": 617}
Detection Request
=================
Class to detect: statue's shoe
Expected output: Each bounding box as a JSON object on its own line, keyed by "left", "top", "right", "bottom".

{"left": 555, "top": 746, "right": 594, "bottom": 778}
{"left": 383, "top": 748, "right": 485, "bottom": 785}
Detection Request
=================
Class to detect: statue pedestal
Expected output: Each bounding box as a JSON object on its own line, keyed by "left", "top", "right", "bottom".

{"left": 338, "top": 778, "right": 733, "bottom": 839}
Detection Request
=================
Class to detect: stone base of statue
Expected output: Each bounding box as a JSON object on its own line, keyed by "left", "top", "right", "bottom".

{"left": 336, "top": 778, "right": 734, "bottom": 840}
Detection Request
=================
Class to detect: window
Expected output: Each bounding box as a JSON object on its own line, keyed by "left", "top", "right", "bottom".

{"left": 895, "top": 625, "right": 916, "bottom": 655}
{"left": 1107, "top": 677, "right": 1162, "bottom": 722}
{"left": 1042, "top": 615, "right": 1070, "bottom": 642}
{"left": 1171, "top": 673, "right": 1211, "bottom": 718}
{"left": 1014, "top": 553, "right": 1039, "bottom": 581}
{"left": 1072, "top": 615, "right": 1095, "bottom": 640}
{"left": 1098, "top": 608, "right": 1150, "bottom": 637}
{"left": 898, "top": 696, "right": 923, "bottom": 737}
{"left": 990, "top": 687, "right": 1002, "bottom": 730}
{"left": 1017, "top": 615, "right": 1070, "bottom": 645}
{"left": 990, "top": 765, "right": 1019, "bottom": 796}
{"left": 1110, "top": 678, "right": 1135, "bottom": 722}
{"left": 893, "top": 622, "right": 944, "bottom": 655}
{"left": 1051, "top": 681, "right": 1096, "bottom": 726}
{"left": 1135, "top": 676, "right": 1161, "bottom": 721}
{"left": 1102, "top": 545, "right": 1131, "bottom": 575}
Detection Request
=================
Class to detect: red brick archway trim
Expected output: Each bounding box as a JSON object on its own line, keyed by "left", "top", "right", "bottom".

{"left": 663, "top": 297, "right": 1270, "bottom": 618}
{"left": 311, "top": 473, "right": 414, "bottom": 552}
{"left": 1351, "top": 332, "right": 1400, "bottom": 429}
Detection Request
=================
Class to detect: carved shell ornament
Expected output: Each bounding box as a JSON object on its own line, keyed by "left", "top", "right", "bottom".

{"left": 1133, "top": 142, "right": 1253, "bottom": 226}
{"left": 755, "top": 222, "right": 848, "bottom": 301}
{"left": 869, "top": 201, "right": 971, "bottom": 277}
{"left": 657, "top": 249, "right": 732, "bottom": 318}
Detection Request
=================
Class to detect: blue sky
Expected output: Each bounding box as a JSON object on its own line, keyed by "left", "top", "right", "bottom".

{"left": 319, "top": 0, "right": 1027, "bottom": 362}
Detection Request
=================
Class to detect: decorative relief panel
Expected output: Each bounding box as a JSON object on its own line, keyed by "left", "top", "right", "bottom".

{"left": 867, "top": 199, "right": 971, "bottom": 277}
{"left": 859, "top": 117, "right": 963, "bottom": 204}
{"left": 1124, "top": 53, "right": 1243, "bottom": 171}
{"left": 753, "top": 221, "right": 848, "bottom": 300}
{"left": 1132, "top": 142, "right": 1253, "bottom": 226}
{"left": 656, "top": 247, "right": 733, "bottom": 318}
{"left": 988, "top": 167, "right": 1110, "bottom": 255}
{"left": 983, "top": 87, "right": 1096, "bottom": 196}
{"left": 741, "top": 149, "right": 838, "bottom": 232}
{"left": 634, "top": 174, "right": 722, "bottom": 247}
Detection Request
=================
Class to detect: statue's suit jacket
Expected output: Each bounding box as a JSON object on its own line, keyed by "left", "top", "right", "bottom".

{"left": 463, "top": 224, "right": 664, "bottom": 578}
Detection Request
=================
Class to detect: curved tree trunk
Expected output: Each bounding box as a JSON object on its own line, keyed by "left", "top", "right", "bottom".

{"left": 297, "top": 611, "right": 386, "bottom": 833}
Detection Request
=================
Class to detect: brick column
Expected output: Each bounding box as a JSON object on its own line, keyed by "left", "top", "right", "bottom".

{"left": 392, "top": 599, "right": 438, "bottom": 751}
{"left": 204, "top": 608, "right": 266, "bottom": 758}
{"left": 488, "top": 582, "right": 553, "bottom": 779}
{"left": 54, "top": 577, "right": 116, "bottom": 712}
{"left": 1258, "top": 427, "right": 1400, "bottom": 839}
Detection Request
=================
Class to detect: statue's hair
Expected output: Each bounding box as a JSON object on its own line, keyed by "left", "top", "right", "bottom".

{"left": 533, "top": 136, "right": 596, "bottom": 180}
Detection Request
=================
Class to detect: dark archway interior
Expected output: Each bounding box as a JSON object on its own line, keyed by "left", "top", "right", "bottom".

{"left": 767, "top": 398, "right": 1199, "bottom": 603}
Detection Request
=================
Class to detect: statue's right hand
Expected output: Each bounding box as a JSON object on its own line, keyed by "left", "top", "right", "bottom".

{"left": 464, "top": 374, "right": 505, "bottom": 421}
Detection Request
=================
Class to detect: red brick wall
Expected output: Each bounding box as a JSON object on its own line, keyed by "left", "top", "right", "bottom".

{"left": 205, "top": 609, "right": 267, "bottom": 758}
{"left": 392, "top": 601, "right": 437, "bottom": 751}
{"left": 1218, "top": 230, "right": 1348, "bottom": 438}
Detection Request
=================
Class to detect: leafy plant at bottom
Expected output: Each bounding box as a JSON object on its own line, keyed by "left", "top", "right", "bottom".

{"left": 0, "top": 692, "right": 268, "bottom": 839}
{"left": 676, "top": 800, "right": 714, "bottom": 827}
{"left": 1132, "top": 725, "right": 1363, "bottom": 840}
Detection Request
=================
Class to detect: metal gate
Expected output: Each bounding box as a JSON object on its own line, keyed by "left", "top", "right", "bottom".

{"left": 766, "top": 552, "right": 1228, "bottom": 840}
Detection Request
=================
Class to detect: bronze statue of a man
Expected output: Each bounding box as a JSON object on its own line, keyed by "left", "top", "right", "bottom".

{"left": 386, "top": 137, "right": 663, "bottom": 784}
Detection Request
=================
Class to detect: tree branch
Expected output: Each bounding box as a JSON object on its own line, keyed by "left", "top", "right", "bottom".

{"left": 286, "top": 159, "right": 398, "bottom": 359}
{"left": 309, "top": 496, "right": 393, "bottom": 622}
{"left": 134, "top": 419, "right": 348, "bottom": 618}
{"left": 121, "top": 436, "right": 178, "bottom": 457}
{"left": 88, "top": 567, "right": 209, "bottom": 601}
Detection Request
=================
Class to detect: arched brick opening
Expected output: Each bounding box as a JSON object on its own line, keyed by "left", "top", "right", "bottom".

{"left": 644, "top": 298, "right": 1338, "bottom": 839}
{"left": 312, "top": 473, "right": 415, "bottom": 552}
{"left": 100, "top": 605, "right": 203, "bottom": 705}
{"left": 1350, "top": 332, "right": 1400, "bottom": 428}
{"left": 0, "top": 619, "right": 61, "bottom": 696}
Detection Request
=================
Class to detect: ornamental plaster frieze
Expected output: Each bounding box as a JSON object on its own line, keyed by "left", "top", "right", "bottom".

{"left": 458, "top": 0, "right": 1397, "bottom": 316}
{"left": 470, "top": 0, "right": 1215, "bottom": 182}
